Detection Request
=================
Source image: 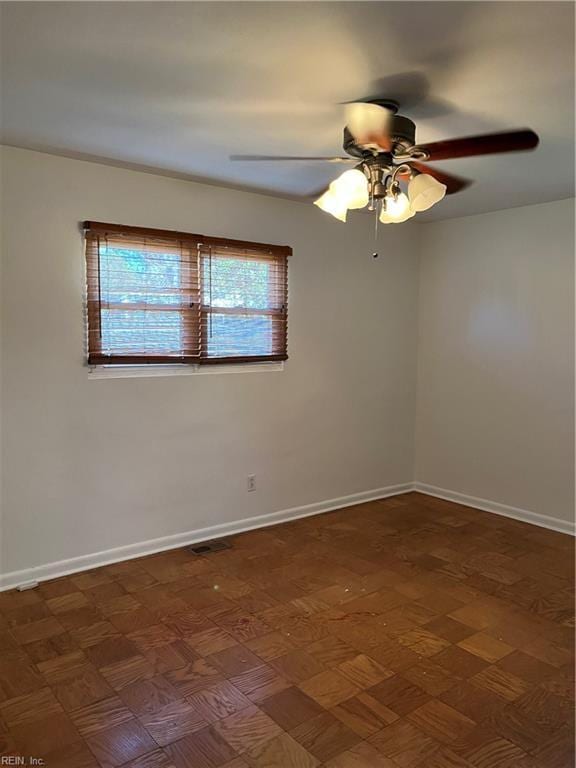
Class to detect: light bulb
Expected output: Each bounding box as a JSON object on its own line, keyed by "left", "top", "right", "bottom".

{"left": 314, "top": 189, "right": 347, "bottom": 222}
{"left": 408, "top": 173, "right": 447, "bottom": 211}
{"left": 330, "top": 169, "right": 369, "bottom": 209}
{"left": 380, "top": 192, "right": 415, "bottom": 223}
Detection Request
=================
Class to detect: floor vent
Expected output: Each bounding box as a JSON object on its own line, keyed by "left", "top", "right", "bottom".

{"left": 187, "top": 539, "right": 232, "bottom": 555}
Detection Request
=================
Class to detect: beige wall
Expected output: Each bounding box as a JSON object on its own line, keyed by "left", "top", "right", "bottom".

{"left": 0, "top": 147, "right": 420, "bottom": 577}
{"left": 1, "top": 148, "right": 573, "bottom": 583}
{"left": 415, "top": 199, "right": 575, "bottom": 525}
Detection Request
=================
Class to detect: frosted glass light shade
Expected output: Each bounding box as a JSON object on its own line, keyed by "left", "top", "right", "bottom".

{"left": 379, "top": 192, "right": 415, "bottom": 223}
{"left": 314, "top": 189, "right": 347, "bottom": 222}
{"left": 408, "top": 173, "right": 447, "bottom": 211}
{"left": 330, "top": 169, "right": 369, "bottom": 209}
{"left": 345, "top": 102, "right": 391, "bottom": 143}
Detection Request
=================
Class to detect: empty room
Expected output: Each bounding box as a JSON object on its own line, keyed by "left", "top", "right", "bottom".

{"left": 0, "top": 2, "right": 574, "bottom": 767}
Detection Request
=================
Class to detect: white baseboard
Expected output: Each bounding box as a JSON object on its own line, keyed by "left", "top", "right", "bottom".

{"left": 0, "top": 483, "right": 413, "bottom": 592}
{"left": 2, "top": 480, "right": 572, "bottom": 591}
{"left": 413, "top": 482, "right": 575, "bottom": 536}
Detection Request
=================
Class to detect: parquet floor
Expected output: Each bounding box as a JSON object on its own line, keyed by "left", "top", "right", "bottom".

{"left": 0, "top": 492, "right": 574, "bottom": 768}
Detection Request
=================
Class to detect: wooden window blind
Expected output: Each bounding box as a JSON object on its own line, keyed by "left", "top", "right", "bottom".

{"left": 85, "top": 222, "right": 290, "bottom": 365}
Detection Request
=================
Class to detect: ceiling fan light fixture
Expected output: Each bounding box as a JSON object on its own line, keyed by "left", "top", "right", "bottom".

{"left": 233, "top": 101, "right": 538, "bottom": 227}
{"left": 345, "top": 102, "right": 391, "bottom": 143}
{"left": 330, "top": 168, "right": 369, "bottom": 209}
{"left": 379, "top": 191, "right": 414, "bottom": 223}
{"left": 408, "top": 173, "right": 447, "bottom": 211}
{"left": 314, "top": 189, "right": 348, "bottom": 222}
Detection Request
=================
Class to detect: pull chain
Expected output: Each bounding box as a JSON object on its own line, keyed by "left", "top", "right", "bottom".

{"left": 373, "top": 200, "right": 380, "bottom": 259}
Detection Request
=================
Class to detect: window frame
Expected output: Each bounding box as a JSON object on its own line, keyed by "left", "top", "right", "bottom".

{"left": 84, "top": 221, "right": 290, "bottom": 367}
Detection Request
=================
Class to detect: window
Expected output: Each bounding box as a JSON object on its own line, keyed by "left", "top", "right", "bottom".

{"left": 85, "top": 222, "right": 290, "bottom": 365}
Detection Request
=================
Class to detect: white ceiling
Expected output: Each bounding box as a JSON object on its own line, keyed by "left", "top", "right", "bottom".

{"left": 1, "top": 1, "right": 574, "bottom": 220}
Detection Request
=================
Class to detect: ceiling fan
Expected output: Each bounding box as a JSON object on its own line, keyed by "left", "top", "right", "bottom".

{"left": 231, "top": 100, "right": 539, "bottom": 223}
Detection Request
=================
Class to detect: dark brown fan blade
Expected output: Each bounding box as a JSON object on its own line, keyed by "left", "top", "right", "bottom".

{"left": 230, "top": 155, "right": 352, "bottom": 162}
{"left": 408, "top": 161, "right": 472, "bottom": 194}
{"left": 416, "top": 129, "right": 539, "bottom": 161}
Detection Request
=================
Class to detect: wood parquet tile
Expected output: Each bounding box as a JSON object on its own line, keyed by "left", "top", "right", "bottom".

{"left": 289, "top": 711, "right": 361, "bottom": 763}
{"left": 212, "top": 704, "right": 282, "bottom": 754}
{"left": 0, "top": 493, "right": 572, "bottom": 767}
{"left": 367, "top": 675, "right": 431, "bottom": 716}
{"left": 187, "top": 681, "right": 252, "bottom": 724}
{"left": 369, "top": 719, "right": 440, "bottom": 768}
{"left": 406, "top": 700, "right": 476, "bottom": 745}
{"left": 330, "top": 691, "right": 399, "bottom": 738}
{"left": 324, "top": 740, "right": 396, "bottom": 767}
{"left": 298, "top": 670, "right": 360, "bottom": 709}
{"left": 164, "top": 725, "right": 237, "bottom": 767}
{"left": 258, "top": 687, "right": 324, "bottom": 732}
{"left": 84, "top": 720, "right": 157, "bottom": 768}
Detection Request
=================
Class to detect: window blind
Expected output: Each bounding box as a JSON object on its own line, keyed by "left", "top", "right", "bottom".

{"left": 85, "top": 222, "right": 290, "bottom": 365}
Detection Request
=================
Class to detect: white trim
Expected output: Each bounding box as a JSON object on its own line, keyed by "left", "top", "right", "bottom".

{"left": 414, "top": 482, "right": 575, "bottom": 536}
{"left": 88, "top": 361, "right": 284, "bottom": 379}
{"left": 3, "top": 480, "right": 573, "bottom": 591}
{"left": 0, "top": 483, "right": 412, "bottom": 592}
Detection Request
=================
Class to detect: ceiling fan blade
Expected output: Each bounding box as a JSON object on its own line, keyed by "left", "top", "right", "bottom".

{"left": 407, "top": 161, "right": 472, "bottom": 194}
{"left": 416, "top": 129, "right": 539, "bottom": 161}
{"left": 230, "top": 155, "right": 352, "bottom": 162}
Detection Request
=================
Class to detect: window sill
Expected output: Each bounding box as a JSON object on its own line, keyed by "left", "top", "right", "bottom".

{"left": 87, "top": 361, "right": 285, "bottom": 379}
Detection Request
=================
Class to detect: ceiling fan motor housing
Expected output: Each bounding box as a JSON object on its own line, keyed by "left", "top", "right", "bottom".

{"left": 390, "top": 115, "right": 416, "bottom": 149}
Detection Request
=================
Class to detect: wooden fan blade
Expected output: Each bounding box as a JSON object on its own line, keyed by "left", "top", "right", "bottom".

{"left": 416, "top": 129, "right": 539, "bottom": 161}
{"left": 229, "top": 155, "right": 352, "bottom": 162}
{"left": 408, "top": 161, "right": 472, "bottom": 194}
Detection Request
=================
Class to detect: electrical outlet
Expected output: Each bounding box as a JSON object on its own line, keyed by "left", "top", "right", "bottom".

{"left": 247, "top": 474, "right": 256, "bottom": 492}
